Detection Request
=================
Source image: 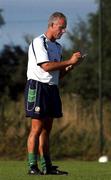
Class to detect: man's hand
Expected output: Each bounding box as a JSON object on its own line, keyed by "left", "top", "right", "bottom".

{"left": 69, "top": 52, "right": 81, "bottom": 65}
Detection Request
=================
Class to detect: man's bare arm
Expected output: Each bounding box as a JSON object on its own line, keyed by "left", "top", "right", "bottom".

{"left": 40, "top": 52, "right": 81, "bottom": 72}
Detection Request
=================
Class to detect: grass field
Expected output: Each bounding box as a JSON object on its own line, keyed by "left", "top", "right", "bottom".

{"left": 0, "top": 160, "right": 111, "bottom": 180}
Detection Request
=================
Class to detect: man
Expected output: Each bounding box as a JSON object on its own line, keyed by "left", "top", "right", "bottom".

{"left": 25, "top": 12, "right": 82, "bottom": 175}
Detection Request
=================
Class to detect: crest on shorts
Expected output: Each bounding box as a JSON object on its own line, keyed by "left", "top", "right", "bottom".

{"left": 35, "top": 106, "right": 40, "bottom": 113}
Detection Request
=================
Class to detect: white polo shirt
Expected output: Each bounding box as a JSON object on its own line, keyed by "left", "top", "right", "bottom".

{"left": 27, "top": 34, "right": 62, "bottom": 85}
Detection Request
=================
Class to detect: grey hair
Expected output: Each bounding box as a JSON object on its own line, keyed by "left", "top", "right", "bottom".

{"left": 48, "top": 12, "right": 67, "bottom": 27}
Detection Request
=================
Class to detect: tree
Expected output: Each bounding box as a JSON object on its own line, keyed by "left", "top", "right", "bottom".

{"left": 88, "top": 0, "right": 111, "bottom": 98}
{"left": 0, "top": 9, "right": 5, "bottom": 28}
{"left": 61, "top": 0, "right": 111, "bottom": 100}
{"left": 60, "top": 19, "right": 98, "bottom": 99}
{"left": 0, "top": 45, "right": 27, "bottom": 100}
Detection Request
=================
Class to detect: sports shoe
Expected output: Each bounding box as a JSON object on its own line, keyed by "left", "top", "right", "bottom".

{"left": 28, "top": 165, "right": 42, "bottom": 175}
{"left": 51, "top": 165, "right": 59, "bottom": 170}
{"left": 42, "top": 166, "right": 68, "bottom": 175}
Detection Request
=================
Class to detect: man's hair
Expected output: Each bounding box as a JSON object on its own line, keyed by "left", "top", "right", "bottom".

{"left": 48, "top": 12, "right": 67, "bottom": 27}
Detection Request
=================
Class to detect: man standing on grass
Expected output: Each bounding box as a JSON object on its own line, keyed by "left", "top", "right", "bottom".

{"left": 25, "top": 11, "right": 83, "bottom": 175}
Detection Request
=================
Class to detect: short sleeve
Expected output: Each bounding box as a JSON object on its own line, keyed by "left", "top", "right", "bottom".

{"left": 33, "top": 37, "right": 49, "bottom": 65}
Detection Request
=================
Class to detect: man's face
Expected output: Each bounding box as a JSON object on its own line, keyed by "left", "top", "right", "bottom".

{"left": 51, "top": 18, "right": 67, "bottom": 39}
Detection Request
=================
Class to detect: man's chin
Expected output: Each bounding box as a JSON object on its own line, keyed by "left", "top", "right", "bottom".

{"left": 56, "top": 35, "right": 62, "bottom": 39}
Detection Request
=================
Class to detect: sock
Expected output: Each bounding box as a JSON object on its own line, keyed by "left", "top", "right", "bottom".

{"left": 40, "top": 155, "right": 52, "bottom": 171}
{"left": 40, "top": 156, "right": 47, "bottom": 171}
{"left": 45, "top": 155, "right": 52, "bottom": 168}
{"left": 28, "top": 153, "right": 37, "bottom": 167}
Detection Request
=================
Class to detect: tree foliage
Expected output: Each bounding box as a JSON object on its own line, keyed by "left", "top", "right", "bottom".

{"left": 60, "top": 0, "right": 111, "bottom": 100}
{"left": 60, "top": 19, "right": 98, "bottom": 99}
{"left": 0, "top": 9, "right": 5, "bottom": 27}
{"left": 0, "top": 45, "right": 27, "bottom": 100}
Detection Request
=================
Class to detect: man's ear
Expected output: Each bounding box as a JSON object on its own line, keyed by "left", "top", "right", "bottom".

{"left": 51, "top": 22, "right": 54, "bottom": 27}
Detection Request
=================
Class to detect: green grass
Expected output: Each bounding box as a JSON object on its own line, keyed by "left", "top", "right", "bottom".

{"left": 0, "top": 160, "right": 111, "bottom": 180}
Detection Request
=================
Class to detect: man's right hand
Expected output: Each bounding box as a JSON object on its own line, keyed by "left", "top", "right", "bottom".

{"left": 69, "top": 52, "right": 81, "bottom": 65}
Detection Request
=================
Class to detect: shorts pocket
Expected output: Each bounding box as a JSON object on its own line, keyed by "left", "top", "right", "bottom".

{"left": 27, "top": 81, "right": 37, "bottom": 111}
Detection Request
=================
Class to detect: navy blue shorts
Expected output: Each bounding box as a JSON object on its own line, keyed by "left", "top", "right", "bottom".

{"left": 24, "top": 79, "right": 63, "bottom": 119}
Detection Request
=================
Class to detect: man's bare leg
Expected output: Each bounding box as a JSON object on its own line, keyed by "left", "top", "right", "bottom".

{"left": 39, "top": 117, "right": 53, "bottom": 172}
{"left": 27, "top": 119, "right": 43, "bottom": 174}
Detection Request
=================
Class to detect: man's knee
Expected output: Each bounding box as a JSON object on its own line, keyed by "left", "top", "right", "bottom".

{"left": 30, "top": 119, "right": 43, "bottom": 137}
{"left": 30, "top": 126, "right": 42, "bottom": 138}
